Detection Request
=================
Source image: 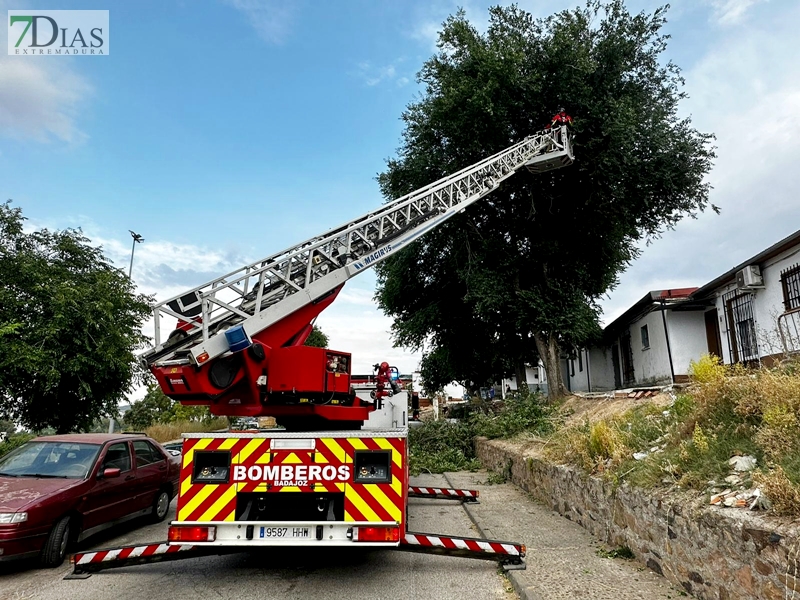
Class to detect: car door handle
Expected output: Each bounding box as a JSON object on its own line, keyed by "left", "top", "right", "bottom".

{"left": 158, "top": 465, "right": 167, "bottom": 471}
{"left": 125, "top": 475, "right": 135, "bottom": 481}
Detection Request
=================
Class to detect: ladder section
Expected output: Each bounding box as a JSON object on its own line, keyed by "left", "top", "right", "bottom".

{"left": 143, "top": 127, "right": 573, "bottom": 367}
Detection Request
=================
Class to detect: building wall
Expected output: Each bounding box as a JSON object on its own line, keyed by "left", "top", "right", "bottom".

{"left": 565, "top": 349, "right": 591, "bottom": 392}
{"left": 586, "top": 307, "right": 705, "bottom": 391}
{"left": 666, "top": 310, "right": 708, "bottom": 376}
{"left": 628, "top": 310, "right": 673, "bottom": 386}
{"left": 754, "top": 249, "right": 800, "bottom": 355}
{"left": 587, "top": 347, "right": 615, "bottom": 391}
{"left": 712, "top": 244, "right": 800, "bottom": 364}
{"left": 566, "top": 347, "right": 616, "bottom": 392}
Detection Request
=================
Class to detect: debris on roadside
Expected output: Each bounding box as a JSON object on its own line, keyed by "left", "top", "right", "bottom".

{"left": 728, "top": 455, "right": 757, "bottom": 472}
{"left": 710, "top": 488, "right": 769, "bottom": 510}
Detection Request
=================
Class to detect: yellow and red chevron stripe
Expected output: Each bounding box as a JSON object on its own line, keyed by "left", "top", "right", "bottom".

{"left": 176, "top": 435, "right": 407, "bottom": 527}
{"left": 334, "top": 437, "right": 405, "bottom": 526}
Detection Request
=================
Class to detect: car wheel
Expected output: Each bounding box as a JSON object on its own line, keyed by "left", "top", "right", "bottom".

{"left": 41, "top": 515, "right": 71, "bottom": 568}
{"left": 152, "top": 489, "right": 171, "bottom": 523}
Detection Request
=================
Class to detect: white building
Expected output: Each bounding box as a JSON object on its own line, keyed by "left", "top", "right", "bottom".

{"left": 691, "top": 229, "right": 800, "bottom": 366}
{"left": 502, "top": 362, "right": 548, "bottom": 396}
{"left": 569, "top": 229, "right": 800, "bottom": 392}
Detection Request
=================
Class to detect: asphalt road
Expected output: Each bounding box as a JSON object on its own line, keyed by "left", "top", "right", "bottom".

{"left": 0, "top": 474, "right": 516, "bottom": 600}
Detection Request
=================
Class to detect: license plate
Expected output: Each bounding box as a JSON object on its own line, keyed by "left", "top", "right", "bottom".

{"left": 259, "top": 527, "right": 310, "bottom": 538}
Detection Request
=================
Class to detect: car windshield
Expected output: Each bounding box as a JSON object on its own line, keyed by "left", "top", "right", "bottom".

{"left": 0, "top": 441, "right": 102, "bottom": 479}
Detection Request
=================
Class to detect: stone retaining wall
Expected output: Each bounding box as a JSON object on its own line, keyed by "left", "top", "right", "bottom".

{"left": 476, "top": 438, "right": 800, "bottom": 600}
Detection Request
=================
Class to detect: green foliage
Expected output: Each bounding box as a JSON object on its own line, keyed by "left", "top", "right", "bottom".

{"left": 0, "top": 419, "right": 16, "bottom": 438}
{"left": 125, "top": 380, "right": 216, "bottom": 431}
{"left": 409, "top": 419, "right": 480, "bottom": 475}
{"left": 375, "top": 2, "right": 714, "bottom": 396}
{"left": 469, "top": 392, "right": 555, "bottom": 439}
{"left": 0, "top": 432, "right": 35, "bottom": 458}
{"left": 304, "top": 324, "right": 329, "bottom": 348}
{"left": 409, "top": 389, "right": 555, "bottom": 474}
{"left": 0, "top": 202, "right": 153, "bottom": 433}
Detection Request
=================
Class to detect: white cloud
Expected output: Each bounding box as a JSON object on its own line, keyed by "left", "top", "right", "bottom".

{"left": 0, "top": 1, "right": 91, "bottom": 143}
{"left": 708, "top": 0, "right": 767, "bottom": 25}
{"left": 409, "top": 19, "right": 441, "bottom": 50}
{"left": 89, "top": 232, "right": 251, "bottom": 302}
{"left": 316, "top": 277, "right": 423, "bottom": 374}
{"left": 222, "top": 0, "right": 294, "bottom": 44}
{"left": 356, "top": 61, "right": 404, "bottom": 87}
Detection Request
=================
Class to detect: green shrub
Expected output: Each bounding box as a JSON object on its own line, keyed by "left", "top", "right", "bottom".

{"left": 408, "top": 389, "right": 555, "bottom": 475}
{"left": 0, "top": 432, "right": 35, "bottom": 458}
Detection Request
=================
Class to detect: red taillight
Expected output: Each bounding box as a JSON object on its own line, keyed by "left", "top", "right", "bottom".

{"left": 168, "top": 525, "right": 216, "bottom": 542}
{"left": 355, "top": 526, "right": 400, "bottom": 542}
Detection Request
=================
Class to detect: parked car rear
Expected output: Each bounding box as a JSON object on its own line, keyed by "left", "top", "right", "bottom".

{"left": 0, "top": 433, "right": 180, "bottom": 567}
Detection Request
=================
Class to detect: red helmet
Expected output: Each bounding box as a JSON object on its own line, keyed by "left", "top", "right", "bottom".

{"left": 380, "top": 362, "right": 389, "bottom": 371}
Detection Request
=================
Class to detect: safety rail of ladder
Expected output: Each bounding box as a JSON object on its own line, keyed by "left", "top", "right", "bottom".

{"left": 143, "top": 126, "right": 573, "bottom": 367}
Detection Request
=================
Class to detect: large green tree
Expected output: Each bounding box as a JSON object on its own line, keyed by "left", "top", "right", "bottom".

{"left": 0, "top": 203, "right": 153, "bottom": 432}
{"left": 375, "top": 2, "right": 715, "bottom": 398}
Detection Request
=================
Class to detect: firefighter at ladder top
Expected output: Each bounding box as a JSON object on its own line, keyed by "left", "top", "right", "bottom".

{"left": 549, "top": 107, "right": 573, "bottom": 143}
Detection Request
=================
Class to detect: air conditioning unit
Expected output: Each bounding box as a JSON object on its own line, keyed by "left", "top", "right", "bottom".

{"left": 736, "top": 265, "right": 764, "bottom": 290}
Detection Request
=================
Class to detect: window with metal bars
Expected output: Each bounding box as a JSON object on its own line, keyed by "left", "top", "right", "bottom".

{"left": 723, "top": 291, "right": 759, "bottom": 363}
{"left": 781, "top": 263, "right": 800, "bottom": 312}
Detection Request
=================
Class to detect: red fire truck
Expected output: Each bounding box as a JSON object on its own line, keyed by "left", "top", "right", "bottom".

{"left": 68, "top": 126, "right": 573, "bottom": 577}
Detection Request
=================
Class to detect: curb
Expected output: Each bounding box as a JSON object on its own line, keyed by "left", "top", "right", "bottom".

{"left": 443, "top": 472, "right": 540, "bottom": 600}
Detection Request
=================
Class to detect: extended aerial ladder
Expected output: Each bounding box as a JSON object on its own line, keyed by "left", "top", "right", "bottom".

{"left": 66, "top": 126, "right": 572, "bottom": 580}
{"left": 142, "top": 127, "right": 573, "bottom": 427}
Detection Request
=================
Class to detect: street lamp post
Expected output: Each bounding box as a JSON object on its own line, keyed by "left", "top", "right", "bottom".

{"left": 112, "top": 230, "right": 145, "bottom": 434}
{"left": 128, "top": 230, "right": 144, "bottom": 278}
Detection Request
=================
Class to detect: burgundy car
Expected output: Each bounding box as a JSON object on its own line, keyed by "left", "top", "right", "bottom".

{"left": 0, "top": 433, "right": 180, "bottom": 567}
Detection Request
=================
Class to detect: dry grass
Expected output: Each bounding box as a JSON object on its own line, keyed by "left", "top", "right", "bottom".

{"left": 144, "top": 418, "right": 229, "bottom": 442}
{"left": 753, "top": 466, "right": 800, "bottom": 516}
{"left": 544, "top": 407, "right": 662, "bottom": 475}
{"left": 558, "top": 393, "right": 673, "bottom": 427}
{"left": 544, "top": 355, "right": 800, "bottom": 516}
{"left": 690, "top": 356, "right": 800, "bottom": 464}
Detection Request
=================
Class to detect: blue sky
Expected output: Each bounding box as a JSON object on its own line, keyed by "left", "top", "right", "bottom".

{"left": 2, "top": 0, "right": 799, "bottom": 389}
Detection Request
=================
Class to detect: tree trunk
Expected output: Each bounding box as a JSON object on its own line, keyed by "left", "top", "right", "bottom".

{"left": 514, "top": 361, "right": 528, "bottom": 393}
{"left": 534, "top": 331, "right": 567, "bottom": 401}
